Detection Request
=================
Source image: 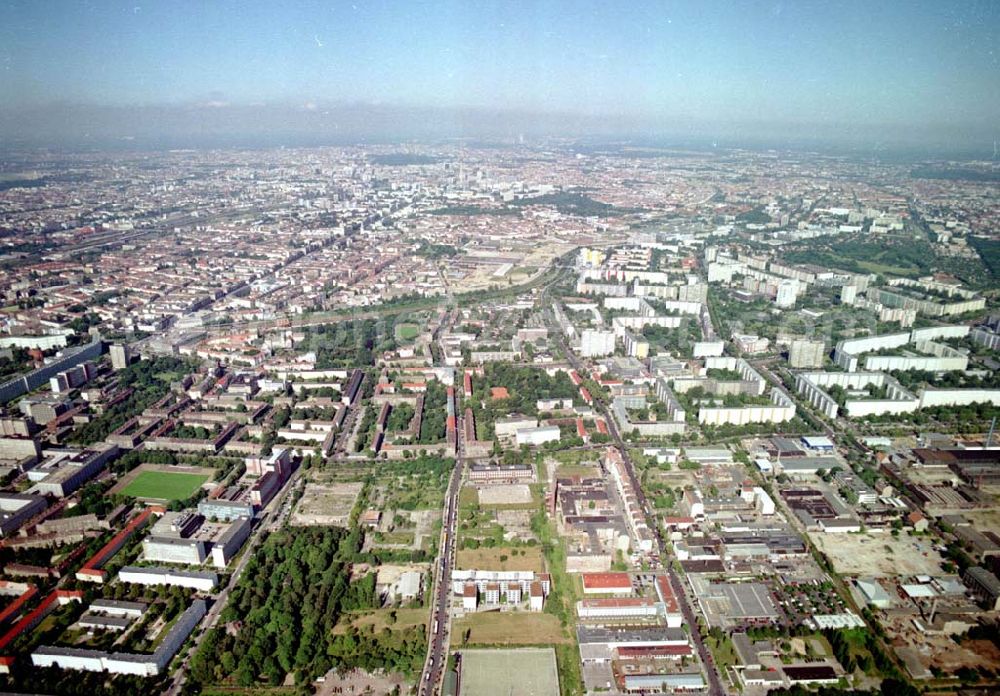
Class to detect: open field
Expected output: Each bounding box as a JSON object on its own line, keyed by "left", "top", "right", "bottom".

{"left": 458, "top": 486, "right": 478, "bottom": 507}
{"left": 553, "top": 464, "right": 601, "bottom": 479}
{"left": 809, "top": 530, "right": 944, "bottom": 577}
{"left": 110, "top": 463, "right": 214, "bottom": 501}
{"left": 456, "top": 546, "right": 544, "bottom": 572}
{"left": 454, "top": 614, "right": 570, "bottom": 646}
{"left": 292, "top": 479, "right": 364, "bottom": 526}
{"left": 334, "top": 607, "right": 428, "bottom": 634}
{"left": 459, "top": 647, "right": 561, "bottom": 696}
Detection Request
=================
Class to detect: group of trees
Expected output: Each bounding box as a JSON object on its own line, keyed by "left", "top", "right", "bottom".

{"left": 696, "top": 416, "right": 814, "bottom": 442}
{"left": 170, "top": 424, "right": 218, "bottom": 440}
{"left": 861, "top": 401, "right": 999, "bottom": 432}
{"left": 66, "top": 312, "right": 102, "bottom": 333}
{"left": 292, "top": 404, "right": 340, "bottom": 421}
{"left": 0, "top": 346, "right": 31, "bottom": 380}
{"left": 467, "top": 363, "right": 577, "bottom": 441}
{"left": 968, "top": 235, "right": 1000, "bottom": 282}
{"left": 326, "top": 622, "right": 426, "bottom": 677}
{"left": 69, "top": 356, "right": 196, "bottom": 445}
{"left": 272, "top": 405, "right": 291, "bottom": 429}
{"left": 189, "top": 527, "right": 352, "bottom": 687}
{"left": 784, "top": 234, "right": 936, "bottom": 278}
{"left": 416, "top": 380, "right": 448, "bottom": 444}
{"left": 511, "top": 190, "right": 628, "bottom": 217}
{"left": 766, "top": 681, "right": 918, "bottom": 696}
{"left": 641, "top": 318, "right": 700, "bottom": 356}
{"left": 311, "top": 318, "right": 397, "bottom": 369}
{"left": 414, "top": 240, "right": 458, "bottom": 258}
{"left": 386, "top": 402, "right": 415, "bottom": 432}
{"left": 892, "top": 367, "right": 1000, "bottom": 391}
{"left": 782, "top": 223, "right": 995, "bottom": 289}
{"left": 1, "top": 666, "right": 161, "bottom": 696}
{"left": 824, "top": 627, "right": 897, "bottom": 679}
{"left": 189, "top": 514, "right": 431, "bottom": 690}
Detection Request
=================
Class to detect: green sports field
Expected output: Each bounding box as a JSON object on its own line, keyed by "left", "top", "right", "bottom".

{"left": 459, "top": 648, "right": 560, "bottom": 696}
{"left": 119, "top": 470, "right": 210, "bottom": 501}
{"left": 396, "top": 323, "right": 420, "bottom": 340}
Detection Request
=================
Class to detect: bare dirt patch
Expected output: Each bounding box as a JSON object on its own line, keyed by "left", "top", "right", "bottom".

{"left": 478, "top": 484, "right": 533, "bottom": 505}
{"left": 808, "top": 530, "right": 945, "bottom": 577}
{"left": 292, "top": 479, "right": 364, "bottom": 526}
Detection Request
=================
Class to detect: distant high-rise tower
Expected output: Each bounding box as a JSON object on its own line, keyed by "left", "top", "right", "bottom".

{"left": 775, "top": 279, "right": 799, "bottom": 308}
{"left": 840, "top": 285, "right": 858, "bottom": 306}
{"left": 789, "top": 340, "right": 826, "bottom": 368}
{"left": 110, "top": 343, "right": 131, "bottom": 371}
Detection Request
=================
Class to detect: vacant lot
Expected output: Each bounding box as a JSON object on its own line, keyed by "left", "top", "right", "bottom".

{"left": 478, "top": 484, "right": 533, "bottom": 506}
{"left": 456, "top": 546, "right": 544, "bottom": 572}
{"left": 454, "top": 614, "right": 570, "bottom": 647}
{"left": 809, "top": 530, "right": 945, "bottom": 577}
{"left": 293, "top": 479, "right": 364, "bottom": 526}
{"left": 114, "top": 465, "right": 213, "bottom": 501}
{"left": 962, "top": 507, "right": 1000, "bottom": 533}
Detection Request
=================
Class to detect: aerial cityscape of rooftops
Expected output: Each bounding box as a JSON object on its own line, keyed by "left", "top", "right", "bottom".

{"left": 0, "top": 2, "right": 998, "bottom": 696}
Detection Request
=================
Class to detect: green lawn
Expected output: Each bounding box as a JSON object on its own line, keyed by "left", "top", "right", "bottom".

{"left": 120, "top": 470, "right": 210, "bottom": 501}
{"left": 396, "top": 323, "right": 420, "bottom": 340}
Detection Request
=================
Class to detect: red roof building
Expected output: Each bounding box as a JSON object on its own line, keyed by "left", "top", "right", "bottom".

{"left": 75, "top": 506, "right": 162, "bottom": 583}
{"left": 581, "top": 572, "right": 632, "bottom": 595}
{"left": 0, "top": 585, "right": 36, "bottom": 627}
{"left": 655, "top": 575, "right": 680, "bottom": 614}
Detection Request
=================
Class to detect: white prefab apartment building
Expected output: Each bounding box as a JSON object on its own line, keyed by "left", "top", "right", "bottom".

{"left": 118, "top": 566, "right": 217, "bottom": 592}
{"left": 580, "top": 329, "right": 616, "bottom": 357}
{"left": 32, "top": 600, "right": 206, "bottom": 676}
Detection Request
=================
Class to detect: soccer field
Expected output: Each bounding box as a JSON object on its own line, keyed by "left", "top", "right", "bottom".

{"left": 396, "top": 323, "right": 420, "bottom": 340}
{"left": 460, "top": 648, "right": 560, "bottom": 696}
{"left": 119, "top": 470, "right": 210, "bottom": 501}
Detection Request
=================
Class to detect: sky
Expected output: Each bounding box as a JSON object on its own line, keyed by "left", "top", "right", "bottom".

{"left": 0, "top": 0, "right": 997, "bottom": 150}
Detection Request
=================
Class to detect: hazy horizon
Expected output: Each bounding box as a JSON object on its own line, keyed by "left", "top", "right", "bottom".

{"left": 1, "top": 1, "right": 997, "bottom": 155}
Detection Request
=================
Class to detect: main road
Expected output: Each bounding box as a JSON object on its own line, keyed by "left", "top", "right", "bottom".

{"left": 551, "top": 324, "right": 727, "bottom": 695}
{"left": 417, "top": 435, "right": 463, "bottom": 696}
{"left": 417, "top": 263, "right": 574, "bottom": 695}
{"left": 417, "top": 306, "right": 468, "bottom": 696}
